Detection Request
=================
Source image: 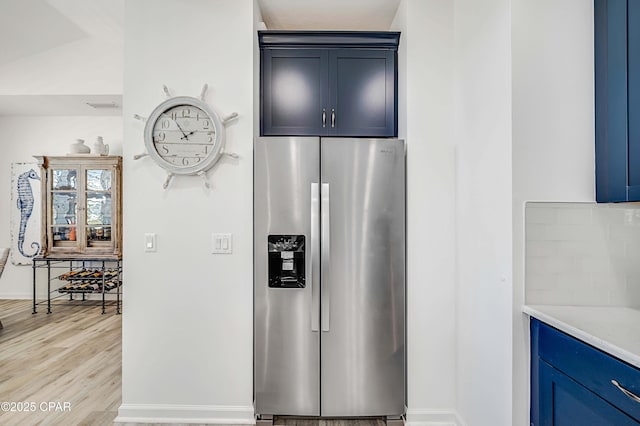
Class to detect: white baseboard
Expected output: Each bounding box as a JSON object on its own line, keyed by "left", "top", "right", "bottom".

{"left": 114, "top": 403, "right": 255, "bottom": 425}
{"left": 405, "top": 408, "right": 464, "bottom": 426}
{"left": 114, "top": 405, "right": 464, "bottom": 426}
{"left": 0, "top": 293, "right": 32, "bottom": 300}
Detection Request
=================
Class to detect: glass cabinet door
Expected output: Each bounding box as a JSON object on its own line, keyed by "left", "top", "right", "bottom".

{"left": 41, "top": 156, "right": 121, "bottom": 258}
{"left": 85, "top": 169, "right": 113, "bottom": 248}
{"left": 50, "top": 168, "right": 79, "bottom": 248}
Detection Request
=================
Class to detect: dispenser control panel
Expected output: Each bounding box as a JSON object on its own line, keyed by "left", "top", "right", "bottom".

{"left": 268, "top": 235, "right": 305, "bottom": 288}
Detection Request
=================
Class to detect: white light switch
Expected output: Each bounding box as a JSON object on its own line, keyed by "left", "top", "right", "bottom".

{"left": 212, "top": 233, "right": 232, "bottom": 254}
{"left": 144, "top": 233, "right": 157, "bottom": 252}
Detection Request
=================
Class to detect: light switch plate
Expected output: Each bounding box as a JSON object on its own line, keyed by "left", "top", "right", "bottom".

{"left": 144, "top": 233, "right": 157, "bottom": 252}
{"left": 212, "top": 233, "right": 232, "bottom": 254}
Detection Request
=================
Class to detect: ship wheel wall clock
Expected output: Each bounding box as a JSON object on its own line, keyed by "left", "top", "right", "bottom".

{"left": 134, "top": 84, "right": 238, "bottom": 189}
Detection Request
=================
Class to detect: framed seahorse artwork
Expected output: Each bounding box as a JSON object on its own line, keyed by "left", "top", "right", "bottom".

{"left": 10, "top": 162, "right": 42, "bottom": 265}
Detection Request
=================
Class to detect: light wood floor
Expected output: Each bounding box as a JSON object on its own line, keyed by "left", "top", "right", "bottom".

{"left": 0, "top": 300, "right": 392, "bottom": 426}
{"left": 0, "top": 299, "right": 121, "bottom": 426}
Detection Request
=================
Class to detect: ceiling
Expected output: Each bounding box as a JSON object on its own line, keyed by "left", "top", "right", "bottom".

{"left": 258, "top": 0, "right": 401, "bottom": 30}
{"left": 0, "top": 0, "right": 87, "bottom": 67}
{"left": 0, "top": 0, "right": 123, "bottom": 66}
{"left": 0, "top": 0, "right": 399, "bottom": 116}
{"left": 0, "top": 0, "right": 123, "bottom": 116}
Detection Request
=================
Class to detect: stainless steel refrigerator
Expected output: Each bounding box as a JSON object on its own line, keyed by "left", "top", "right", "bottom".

{"left": 254, "top": 137, "right": 405, "bottom": 420}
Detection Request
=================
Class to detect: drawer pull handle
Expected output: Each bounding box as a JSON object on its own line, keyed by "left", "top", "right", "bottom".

{"left": 611, "top": 380, "right": 640, "bottom": 404}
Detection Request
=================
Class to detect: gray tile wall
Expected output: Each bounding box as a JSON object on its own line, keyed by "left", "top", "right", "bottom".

{"left": 525, "top": 202, "right": 640, "bottom": 307}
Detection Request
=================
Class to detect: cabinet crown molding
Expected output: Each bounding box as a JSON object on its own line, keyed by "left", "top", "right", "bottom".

{"left": 258, "top": 31, "right": 401, "bottom": 50}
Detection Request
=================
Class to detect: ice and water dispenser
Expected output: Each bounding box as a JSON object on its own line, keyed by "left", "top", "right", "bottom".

{"left": 268, "top": 235, "right": 305, "bottom": 288}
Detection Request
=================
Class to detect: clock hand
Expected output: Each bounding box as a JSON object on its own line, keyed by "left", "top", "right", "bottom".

{"left": 162, "top": 113, "right": 190, "bottom": 140}
{"left": 174, "top": 121, "right": 190, "bottom": 140}
{"left": 181, "top": 131, "right": 195, "bottom": 140}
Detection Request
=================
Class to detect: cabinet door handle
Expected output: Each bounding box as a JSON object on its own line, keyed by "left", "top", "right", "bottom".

{"left": 331, "top": 108, "right": 335, "bottom": 128}
{"left": 322, "top": 109, "right": 326, "bottom": 128}
{"left": 611, "top": 380, "right": 640, "bottom": 404}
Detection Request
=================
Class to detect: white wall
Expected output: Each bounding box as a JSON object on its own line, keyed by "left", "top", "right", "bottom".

{"left": 392, "top": 1, "right": 458, "bottom": 424}
{"left": 117, "top": 0, "right": 255, "bottom": 424}
{"left": 0, "top": 116, "right": 123, "bottom": 298}
{"left": 511, "top": 1, "right": 594, "bottom": 425}
{"left": 254, "top": 0, "right": 263, "bottom": 133}
{"left": 454, "top": 0, "right": 513, "bottom": 425}
{"left": 392, "top": 1, "right": 595, "bottom": 425}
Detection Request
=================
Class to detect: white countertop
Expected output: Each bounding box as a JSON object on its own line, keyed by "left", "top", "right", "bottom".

{"left": 523, "top": 305, "right": 640, "bottom": 369}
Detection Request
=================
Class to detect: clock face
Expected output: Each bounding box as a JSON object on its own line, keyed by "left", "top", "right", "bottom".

{"left": 152, "top": 104, "right": 215, "bottom": 168}
{"left": 144, "top": 96, "right": 225, "bottom": 175}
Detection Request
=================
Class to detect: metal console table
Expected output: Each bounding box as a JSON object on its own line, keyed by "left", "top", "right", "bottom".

{"left": 32, "top": 256, "right": 122, "bottom": 314}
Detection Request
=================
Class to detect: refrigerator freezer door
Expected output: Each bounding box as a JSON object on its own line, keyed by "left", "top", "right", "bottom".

{"left": 255, "top": 137, "right": 321, "bottom": 416}
{"left": 320, "top": 138, "right": 406, "bottom": 416}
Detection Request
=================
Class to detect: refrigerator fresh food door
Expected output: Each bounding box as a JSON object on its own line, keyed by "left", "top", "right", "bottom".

{"left": 255, "top": 137, "right": 321, "bottom": 416}
{"left": 320, "top": 138, "right": 406, "bottom": 416}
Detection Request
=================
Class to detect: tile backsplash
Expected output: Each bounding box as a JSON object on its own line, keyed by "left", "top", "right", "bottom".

{"left": 525, "top": 202, "right": 640, "bottom": 307}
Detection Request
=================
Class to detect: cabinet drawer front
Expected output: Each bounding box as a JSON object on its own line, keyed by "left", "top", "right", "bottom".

{"left": 537, "top": 321, "right": 640, "bottom": 421}
{"left": 539, "top": 360, "right": 639, "bottom": 426}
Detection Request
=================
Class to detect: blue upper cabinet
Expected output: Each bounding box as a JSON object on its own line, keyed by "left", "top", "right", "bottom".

{"left": 259, "top": 31, "right": 399, "bottom": 137}
{"left": 628, "top": 0, "right": 640, "bottom": 199}
{"left": 595, "top": 0, "right": 640, "bottom": 202}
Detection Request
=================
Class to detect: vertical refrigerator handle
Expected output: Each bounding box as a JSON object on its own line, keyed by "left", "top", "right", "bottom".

{"left": 310, "top": 183, "right": 320, "bottom": 332}
{"left": 321, "top": 183, "right": 331, "bottom": 332}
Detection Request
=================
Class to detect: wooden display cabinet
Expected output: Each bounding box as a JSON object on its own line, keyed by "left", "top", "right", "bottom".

{"left": 34, "top": 156, "right": 122, "bottom": 258}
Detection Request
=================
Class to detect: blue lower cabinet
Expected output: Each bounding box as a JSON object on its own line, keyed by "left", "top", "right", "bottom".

{"left": 531, "top": 319, "right": 640, "bottom": 425}
{"left": 537, "top": 361, "right": 637, "bottom": 426}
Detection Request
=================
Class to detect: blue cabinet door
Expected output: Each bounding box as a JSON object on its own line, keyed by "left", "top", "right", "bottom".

{"left": 328, "top": 49, "right": 397, "bottom": 137}
{"left": 531, "top": 319, "right": 640, "bottom": 425}
{"left": 628, "top": 0, "right": 640, "bottom": 199}
{"left": 595, "top": 0, "right": 640, "bottom": 202}
{"left": 537, "top": 361, "right": 638, "bottom": 426}
{"left": 261, "top": 49, "right": 329, "bottom": 136}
